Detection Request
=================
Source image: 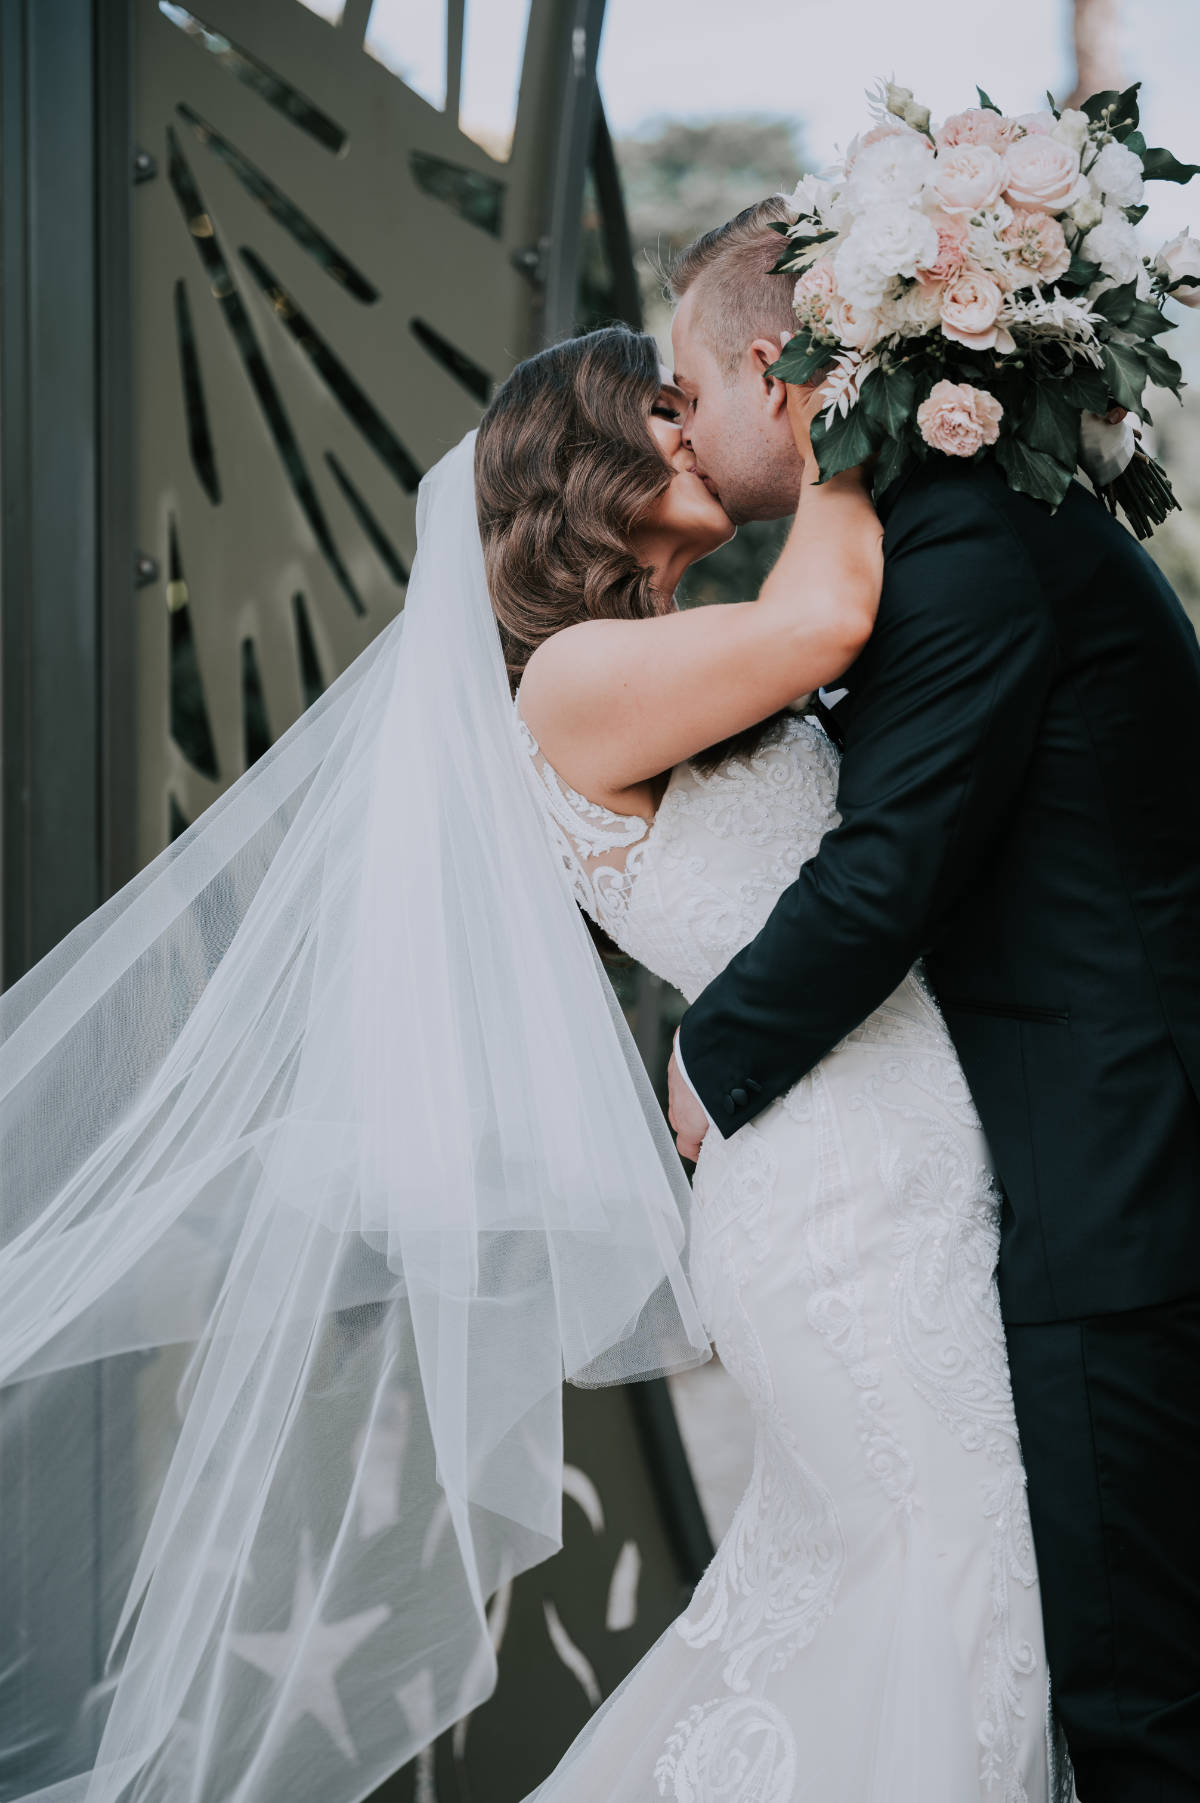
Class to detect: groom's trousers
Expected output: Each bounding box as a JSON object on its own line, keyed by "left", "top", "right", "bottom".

{"left": 1006, "top": 1295, "right": 1200, "bottom": 1802}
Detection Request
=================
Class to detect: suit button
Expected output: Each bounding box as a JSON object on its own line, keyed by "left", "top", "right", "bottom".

{"left": 744, "top": 1078, "right": 762, "bottom": 1095}
{"left": 723, "top": 1095, "right": 736, "bottom": 1115}
{"left": 730, "top": 1086, "right": 748, "bottom": 1107}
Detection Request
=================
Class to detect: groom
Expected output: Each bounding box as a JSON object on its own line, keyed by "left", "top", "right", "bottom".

{"left": 667, "top": 198, "right": 1200, "bottom": 1802}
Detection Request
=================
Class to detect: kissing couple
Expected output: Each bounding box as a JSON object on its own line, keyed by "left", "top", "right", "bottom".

{"left": 3, "top": 198, "right": 1200, "bottom": 1803}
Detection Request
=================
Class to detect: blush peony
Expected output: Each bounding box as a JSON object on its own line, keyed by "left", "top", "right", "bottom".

{"left": 916, "top": 380, "right": 1005, "bottom": 455}
{"left": 830, "top": 293, "right": 882, "bottom": 350}
{"left": 938, "top": 265, "right": 1006, "bottom": 350}
{"left": 931, "top": 145, "right": 1008, "bottom": 215}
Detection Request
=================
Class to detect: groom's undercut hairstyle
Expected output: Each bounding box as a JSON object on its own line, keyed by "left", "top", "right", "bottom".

{"left": 669, "top": 195, "right": 799, "bottom": 379}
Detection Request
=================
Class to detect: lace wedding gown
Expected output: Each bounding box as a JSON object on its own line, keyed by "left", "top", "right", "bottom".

{"left": 516, "top": 700, "right": 1074, "bottom": 1803}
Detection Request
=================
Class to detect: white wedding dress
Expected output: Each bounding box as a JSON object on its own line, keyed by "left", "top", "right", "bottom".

{"left": 517, "top": 699, "right": 1075, "bottom": 1803}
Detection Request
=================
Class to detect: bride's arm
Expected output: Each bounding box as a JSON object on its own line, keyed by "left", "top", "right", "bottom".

{"left": 517, "top": 386, "right": 883, "bottom": 801}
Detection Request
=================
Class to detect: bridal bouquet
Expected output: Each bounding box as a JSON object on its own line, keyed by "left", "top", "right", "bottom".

{"left": 772, "top": 80, "right": 1200, "bottom": 535}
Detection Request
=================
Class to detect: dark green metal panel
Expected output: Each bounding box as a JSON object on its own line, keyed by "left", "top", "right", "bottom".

{"left": 0, "top": 6, "right": 714, "bottom": 1795}
{"left": 1, "top": 0, "right": 101, "bottom": 980}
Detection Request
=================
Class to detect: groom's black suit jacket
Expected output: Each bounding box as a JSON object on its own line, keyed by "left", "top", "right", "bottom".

{"left": 678, "top": 457, "right": 1200, "bottom": 1324}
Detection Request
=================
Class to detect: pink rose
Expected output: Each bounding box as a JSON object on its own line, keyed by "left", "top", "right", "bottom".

{"left": 1003, "top": 134, "right": 1082, "bottom": 213}
{"left": 916, "top": 380, "right": 1005, "bottom": 456}
{"left": 937, "top": 108, "right": 1018, "bottom": 150}
{"left": 1013, "top": 110, "right": 1055, "bottom": 136}
{"left": 793, "top": 257, "right": 838, "bottom": 334}
{"left": 931, "top": 144, "right": 1007, "bottom": 215}
{"left": 939, "top": 265, "right": 1005, "bottom": 350}
{"left": 917, "top": 213, "right": 969, "bottom": 287}
{"left": 1000, "top": 209, "right": 1071, "bottom": 285}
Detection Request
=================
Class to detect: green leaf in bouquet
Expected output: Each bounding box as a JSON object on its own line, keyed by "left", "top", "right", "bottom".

{"left": 1128, "top": 298, "right": 1173, "bottom": 338}
{"left": 1124, "top": 203, "right": 1150, "bottom": 225}
{"left": 767, "top": 220, "right": 792, "bottom": 236}
{"left": 1082, "top": 83, "right": 1140, "bottom": 135}
{"left": 1102, "top": 341, "right": 1149, "bottom": 412}
{"left": 1023, "top": 383, "right": 1081, "bottom": 467}
{"left": 1065, "top": 255, "right": 1102, "bottom": 289}
{"left": 768, "top": 334, "right": 835, "bottom": 386}
{"left": 1123, "top": 130, "right": 1148, "bottom": 158}
{"left": 1140, "top": 146, "right": 1200, "bottom": 184}
{"left": 810, "top": 405, "right": 879, "bottom": 483}
{"left": 1059, "top": 366, "right": 1111, "bottom": 412}
{"left": 1081, "top": 88, "right": 1122, "bottom": 123}
{"left": 1140, "top": 339, "right": 1184, "bottom": 391}
{"left": 1091, "top": 280, "right": 1138, "bottom": 325}
{"left": 770, "top": 228, "right": 837, "bottom": 275}
{"left": 995, "top": 435, "right": 1074, "bottom": 507}
{"left": 858, "top": 363, "right": 918, "bottom": 438}
{"left": 872, "top": 430, "right": 915, "bottom": 502}
{"left": 976, "top": 86, "right": 1001, "bottom": 114}
{"left": 1045, "top": 91, "right": 1061, "bottom": 120}
{"left": 1113, "top": 83, "right": 1142, "bottom": 138}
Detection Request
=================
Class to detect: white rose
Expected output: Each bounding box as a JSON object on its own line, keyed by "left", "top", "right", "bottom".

{"left": 1089, "top": 141, "right": 1145, "bottom": 207}
{"left": 889, "top": 280, "right": 943, "bottom": 335}
{"left": 845, "top": 130, "right": 934, "bottom": 208}
{"left": 1085, "top": 208, "right": 1142, "bottom": 285}
{"left": 834, "top": 204, "right": 939, "bottom": 304}
{"left": 834, "top": 235, "right": 888, "bottom": 306}
{"left": 1053, "top": 108, "right": 1091, "bottom": 152}
{"left": 1156, "top": 229, "right": 1200, "bottom": 305}
{"left": 1070, "top": 195, "right": 1105, "bottom": 232}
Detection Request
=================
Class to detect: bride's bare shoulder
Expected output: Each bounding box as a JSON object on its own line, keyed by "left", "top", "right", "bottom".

{"left": 517, "top": 617, "right": 636, "bottom": 742}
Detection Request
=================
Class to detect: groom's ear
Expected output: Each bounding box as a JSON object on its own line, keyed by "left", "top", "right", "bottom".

{"left": 749, "top": 338, "right": 788, "bottom": 418}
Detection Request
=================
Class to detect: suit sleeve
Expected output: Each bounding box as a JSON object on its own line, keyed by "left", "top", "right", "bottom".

{"left": 677, "top": 476, "right": 1059, "bottom": 1134}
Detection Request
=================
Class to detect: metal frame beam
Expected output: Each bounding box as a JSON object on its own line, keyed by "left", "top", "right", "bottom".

{"left": 0, "top": 0, "right": 136, "bottom": 989}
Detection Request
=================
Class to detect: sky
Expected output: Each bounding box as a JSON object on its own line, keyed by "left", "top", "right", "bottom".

{"left": 596, "top": 0, "right": 1200, "bottom": 241}
{"left": 318, "top": 0, "right": 1200, "bottom": 243}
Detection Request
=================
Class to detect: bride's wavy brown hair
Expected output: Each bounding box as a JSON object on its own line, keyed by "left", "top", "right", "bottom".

{"left": 476, "top": 323, "right": 786, "bottom": 786}
{"left": 474, "top": 326, "right": 672, "bottom": 688}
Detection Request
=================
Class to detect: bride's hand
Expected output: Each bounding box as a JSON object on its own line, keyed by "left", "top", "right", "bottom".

{"left": 785, "top": 373, "right": 832, "bottom": 471}
{"left": 785, "top": 368, "right": 873, "bottom": 490}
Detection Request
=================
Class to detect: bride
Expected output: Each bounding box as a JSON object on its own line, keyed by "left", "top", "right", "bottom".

{"left": 0, "top": 324, "right": 1063, "bottom": 1803}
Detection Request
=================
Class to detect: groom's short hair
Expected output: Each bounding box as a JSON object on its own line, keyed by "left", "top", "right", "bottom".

{"left": 669, "top": 195, "right": 798, "bottom": 379}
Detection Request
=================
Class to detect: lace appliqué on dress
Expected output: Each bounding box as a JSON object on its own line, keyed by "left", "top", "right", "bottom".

{"left": 515, "top": 707, "right": 650, "bottom": 939}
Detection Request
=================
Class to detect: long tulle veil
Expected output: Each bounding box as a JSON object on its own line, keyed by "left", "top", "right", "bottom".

{"left": 0, "top": 432, "right": 711, "bottom": 1803}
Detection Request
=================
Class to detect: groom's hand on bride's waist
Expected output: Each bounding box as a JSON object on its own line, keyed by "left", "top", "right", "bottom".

{"left": 669, "top": 1030, "right": 714, "bottom": 1161}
